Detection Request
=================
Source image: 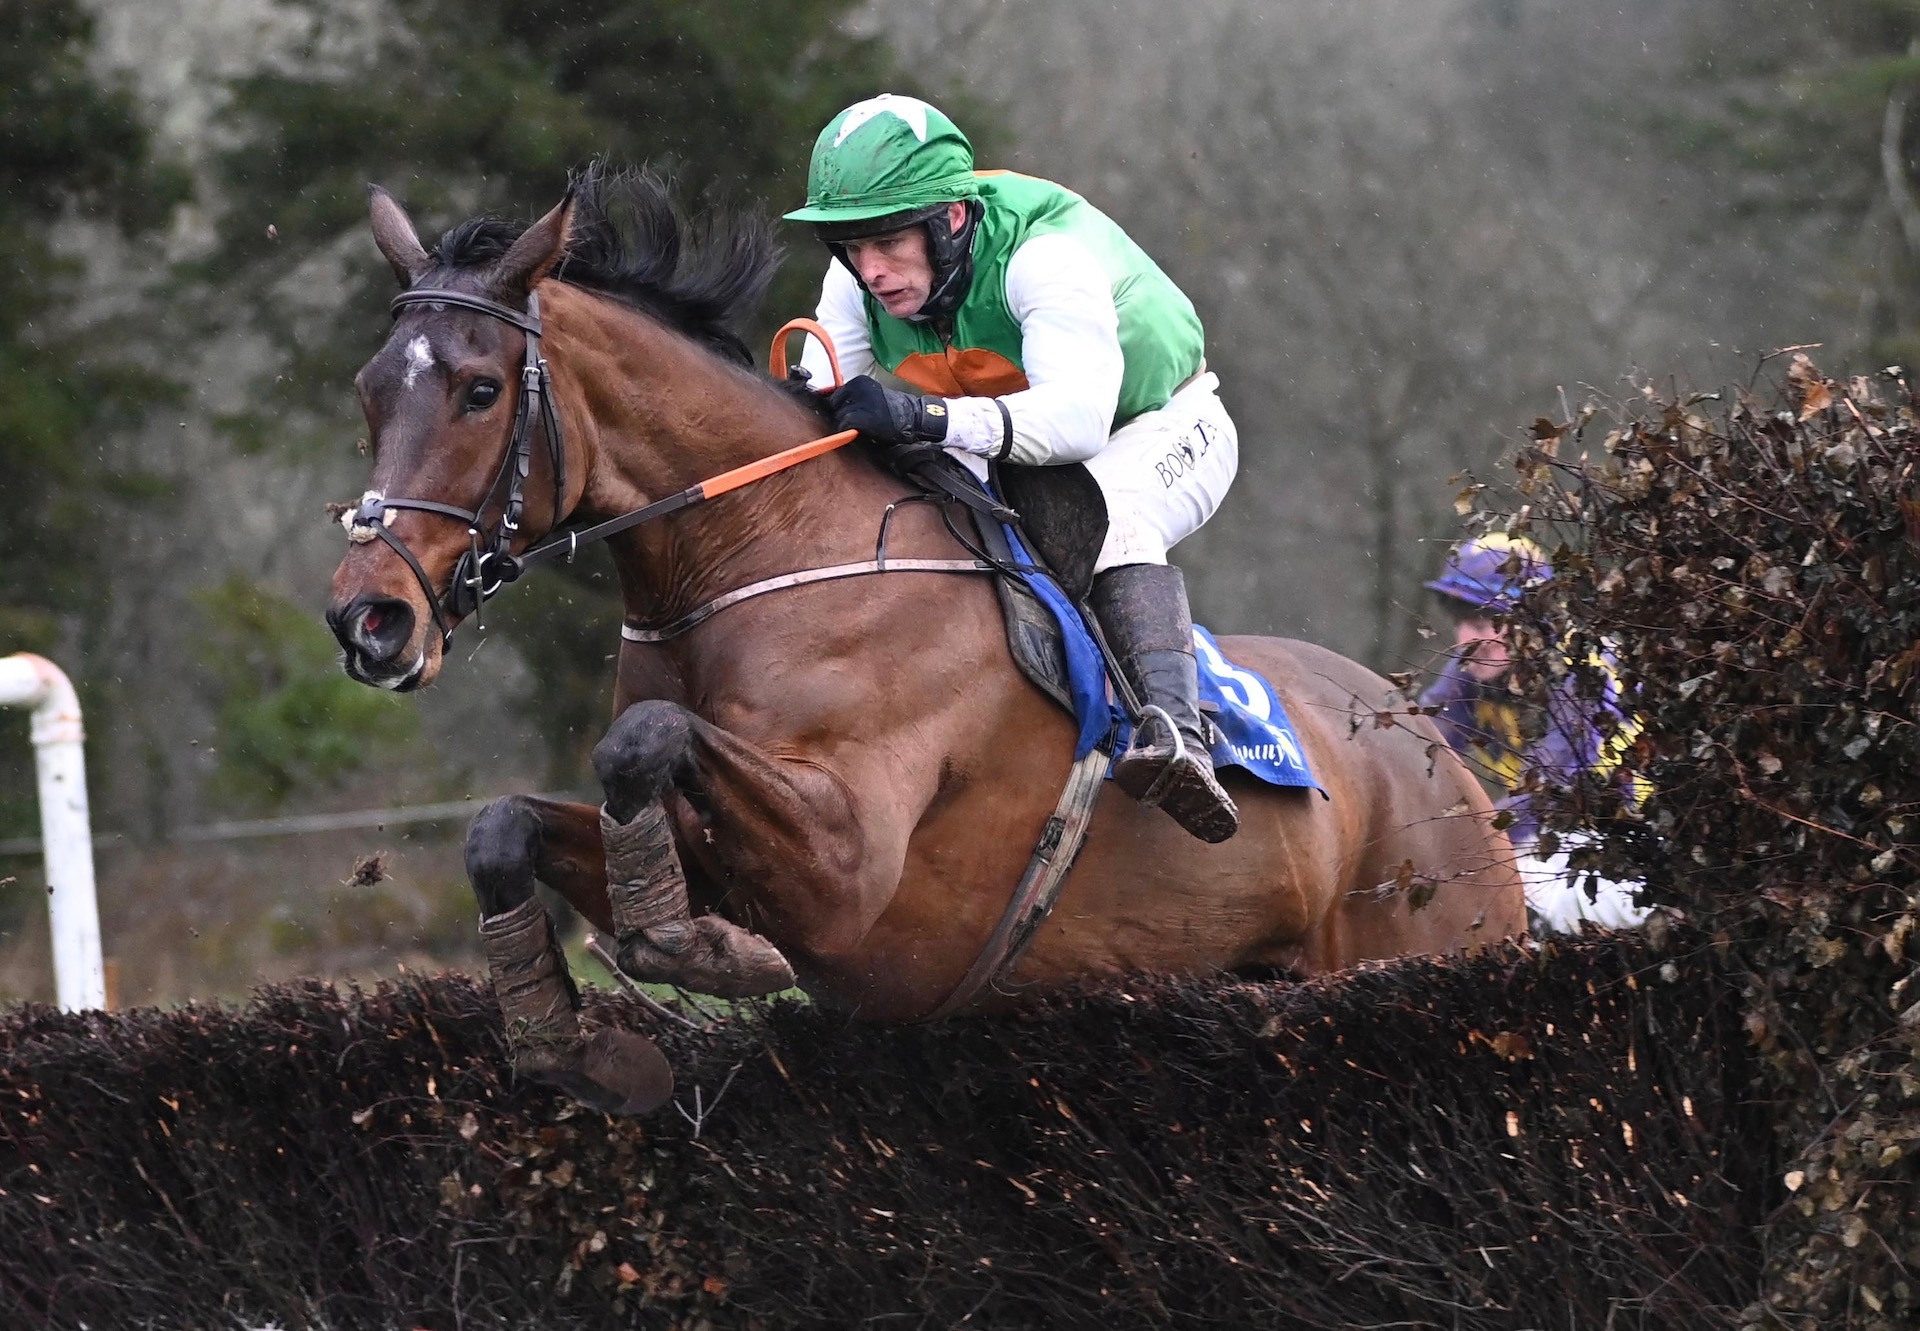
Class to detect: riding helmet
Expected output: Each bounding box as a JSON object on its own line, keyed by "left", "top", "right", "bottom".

{"left": 1425, "top": 534, "right": 1551, "bottom": 616}
{"left": 784, "top": 94, "right": 984, "bottom": 321}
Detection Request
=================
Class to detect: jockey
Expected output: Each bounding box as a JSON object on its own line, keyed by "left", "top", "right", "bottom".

{"left": 785, "top": 93, "right": 1241, "bottom": 844}
{"left": 1419, "top": 534, "right": 1651, "bottom": 933}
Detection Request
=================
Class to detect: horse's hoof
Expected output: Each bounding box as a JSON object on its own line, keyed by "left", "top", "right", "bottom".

{"left": 514, "top": 1028, "right": 674, "bottom": 1116}
{"left": 576, "top": 1027, "right": 675, "bottom": 1115}
{"left": 617, "top": 917, "right": 797, "bottom": 998}
{"left": 1115, "top": 750, "right": 1241, "bottom": 844}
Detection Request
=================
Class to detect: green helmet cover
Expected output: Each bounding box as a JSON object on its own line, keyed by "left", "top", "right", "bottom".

{"left": 785, "top": 94, "right": 981, "bottom": 226}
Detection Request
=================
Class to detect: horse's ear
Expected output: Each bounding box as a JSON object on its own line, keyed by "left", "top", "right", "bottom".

{"left": 491, "top": 191, "right": 575, "bottom": 301}
{"left": 368, "top": 185, "right": 433, "bottom": 286}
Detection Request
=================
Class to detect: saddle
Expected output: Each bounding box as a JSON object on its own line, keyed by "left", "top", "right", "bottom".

{"left": 909, "top": 455, "right": 1320, "bottom": 798}
{"left": 908, "top": 454, "right": 1106, "bottom": 718}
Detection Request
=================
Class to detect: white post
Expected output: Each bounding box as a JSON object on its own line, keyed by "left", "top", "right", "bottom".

{"left": 0, "top": 654, "right": 105, "bottom": 1010}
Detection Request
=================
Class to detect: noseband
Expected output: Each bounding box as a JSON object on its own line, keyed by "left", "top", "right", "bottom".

{"left": 343, "top": 288, "right": 567, "bottom": 645}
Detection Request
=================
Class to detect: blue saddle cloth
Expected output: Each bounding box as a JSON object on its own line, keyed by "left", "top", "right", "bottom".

{"left": 996, "top": 519, "right": 1322, "bottom": 793}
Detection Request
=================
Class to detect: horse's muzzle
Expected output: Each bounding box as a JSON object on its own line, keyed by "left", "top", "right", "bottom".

{"left": 328, "top": 594, "right": 424, "bottom": 689}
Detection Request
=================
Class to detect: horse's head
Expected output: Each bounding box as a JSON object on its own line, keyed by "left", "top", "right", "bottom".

{"left": 326, "top": 186, "right": 577, "bottom": 690}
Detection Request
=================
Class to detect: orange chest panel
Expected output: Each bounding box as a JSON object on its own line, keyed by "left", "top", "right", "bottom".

{"left": 892, "top": 347, "right": 1030, "bottom": 399}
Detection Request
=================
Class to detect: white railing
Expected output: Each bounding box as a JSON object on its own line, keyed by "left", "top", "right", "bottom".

{"left": 0, "top": 654, "right": 104, "bottom": 1010}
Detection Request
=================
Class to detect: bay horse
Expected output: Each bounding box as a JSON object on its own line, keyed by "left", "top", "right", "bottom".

{"left": 326, "top": 168, "right": 1524, "bottom": 1114}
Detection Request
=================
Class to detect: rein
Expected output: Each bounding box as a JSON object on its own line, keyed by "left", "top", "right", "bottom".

{"left": 344, "top": 293, "right": 858, "bottom": 644}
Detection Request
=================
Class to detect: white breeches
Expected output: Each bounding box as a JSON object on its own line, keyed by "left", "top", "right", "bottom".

{"left": 1084, "top": 372, "right": 1239, "bottom": 571}
{"left": 1515, "top": 838, "right": 1652, "bottom": 934}
{"left": 952, "top": 372, "right": 1239, "bottom": 572}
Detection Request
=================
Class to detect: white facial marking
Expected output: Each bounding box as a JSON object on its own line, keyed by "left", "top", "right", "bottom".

{"left": 403, "top": 335, "right": 435, "bottom": 389}
{"left": 833, "top": 93, "right": 932, "bottom": 147}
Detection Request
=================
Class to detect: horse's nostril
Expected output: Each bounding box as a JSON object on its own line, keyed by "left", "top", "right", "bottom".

{"left": 337, "top": 597, "right": 413, "bottom": 666}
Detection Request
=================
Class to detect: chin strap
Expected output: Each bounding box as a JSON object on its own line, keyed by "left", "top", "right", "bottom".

{"left": 916, "top": 198, "right": 983, "bottom": 321}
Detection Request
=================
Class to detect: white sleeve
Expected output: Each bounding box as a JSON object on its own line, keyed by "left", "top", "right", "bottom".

{"left": 798, "top": 262, "right": 876, "bottom": 387}
{"left": 941, "top": 232, "right": 1121, "bottom": 465}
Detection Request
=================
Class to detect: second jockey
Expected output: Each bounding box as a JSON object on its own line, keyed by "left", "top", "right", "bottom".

{"left": 786, "top": 93, "right": 1242, "bottom": 844}
{"left": 1419, "top": 534, "right": 1652, "bottom": 933}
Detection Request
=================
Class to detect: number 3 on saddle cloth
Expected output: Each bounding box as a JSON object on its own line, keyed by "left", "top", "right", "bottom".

{"left": 966, "top": 472, "right": 1323, "bottom": 796}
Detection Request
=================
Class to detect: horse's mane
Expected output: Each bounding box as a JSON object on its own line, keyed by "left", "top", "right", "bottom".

{"left": 433, "top": 162, "right": 780, "bottom": 367}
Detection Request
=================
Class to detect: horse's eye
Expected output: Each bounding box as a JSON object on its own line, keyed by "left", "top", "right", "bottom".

{"left": 465, "top": 379, "right": 501, "bottom": 412}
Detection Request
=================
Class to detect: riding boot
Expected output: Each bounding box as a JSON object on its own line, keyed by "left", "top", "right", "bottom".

{"left": 1090, "top": 563, "right": 1241, "bottom": 844}
{"left": 479, "top": 896, "right": 673, "bottom": 1115}
{"left": 601, "top": 803, "right": 797, "bottom": 997}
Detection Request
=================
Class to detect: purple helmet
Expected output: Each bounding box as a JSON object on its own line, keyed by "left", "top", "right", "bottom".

{"left": 1425, "top": 535, "right": 1550, "bottom": 616}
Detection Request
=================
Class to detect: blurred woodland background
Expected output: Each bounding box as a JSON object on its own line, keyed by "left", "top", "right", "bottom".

{"left": 1, "top": 0, "right": 1913, "bottom": 1003}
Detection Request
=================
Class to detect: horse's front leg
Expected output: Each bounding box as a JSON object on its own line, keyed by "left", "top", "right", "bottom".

{"left": 594, "top": 699, "right": 886, "bottom": 998}
{"left": 594, "top": 701, "right": 802, "bottom": 996}
{"left": 465, "top": 794, "right": 672, "bottom": 1114}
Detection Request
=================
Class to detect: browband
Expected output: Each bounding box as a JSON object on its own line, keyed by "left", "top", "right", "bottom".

{"left": 391, "top": 288, "right": 543, "bottom": 336}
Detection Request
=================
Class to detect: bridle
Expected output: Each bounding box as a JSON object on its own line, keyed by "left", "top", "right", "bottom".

{"left": 344, "top": 287, "right": 567, "bottom": 646}
{"left": 343, "top": 291, "right": 867, "bottom": 648}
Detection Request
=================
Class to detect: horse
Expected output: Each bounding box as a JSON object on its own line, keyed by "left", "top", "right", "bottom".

{"left": 325, "top": 167, "right": 1525, "bottom": 1114}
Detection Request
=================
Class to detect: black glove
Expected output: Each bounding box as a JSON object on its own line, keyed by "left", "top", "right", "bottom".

{"left": 828, "top": 375, "right": 950, "bottom": 452}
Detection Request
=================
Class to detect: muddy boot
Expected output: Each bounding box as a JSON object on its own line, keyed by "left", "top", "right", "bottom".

{"left": 601, "top": 803, "right": 796, "bottom": 998}
{"left": 1091, "top": 563, "right": 1240, "bottom": 844}
{"left": 480, "top": 896, "right": 674, "bottom": 1116}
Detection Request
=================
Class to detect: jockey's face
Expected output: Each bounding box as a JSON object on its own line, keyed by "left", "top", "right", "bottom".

{"left": 1454, "top": 614, "right": 1512, "bottom": 683}
{"left": 840, "top": 202, "right": 969, "bottom": 319}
